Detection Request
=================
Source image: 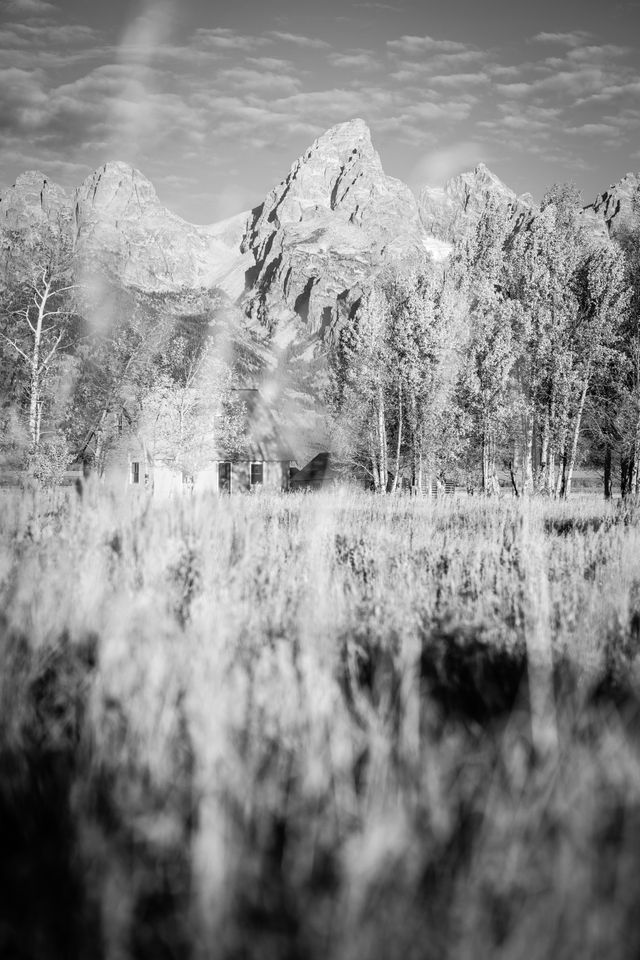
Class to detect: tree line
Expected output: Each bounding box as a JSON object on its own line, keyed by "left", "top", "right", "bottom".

{"left": 0, "top": 222, "right": 249, "bottom": 483}
{"left": 328, "top": 183, "right": 639, "bottom": 497}
{"left": 1, "top": 181, "right": 639, "bottom": 495}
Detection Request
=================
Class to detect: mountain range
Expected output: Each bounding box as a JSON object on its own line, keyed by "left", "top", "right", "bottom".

{"left": 3, "top": 118, "right": 636, "bottom": 313}
{"left": 1, "top": 118, "right": 638, "bottom": 448}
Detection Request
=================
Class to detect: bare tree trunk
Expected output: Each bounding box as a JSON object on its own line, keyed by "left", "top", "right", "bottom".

{"left": 28, "top": 362, "right": 40, "bottom": 447}
{"left": 564, "top": 377, "right": 590, "bottom": 498}
{"left": 368, "top": 426, "right": 380, "bottom": 492}
{"left": 559, "top": 446, "right": 568, "bottom": 498}
{"left": 621, "top": 453, "right": 632, "bottom": 498}
{"left": 490, "top": 432, "right": 501, "bottom": 495}
{"left": 547, "top": 448, "right": 556, "bottom": 496}
{"left": 554, "top": 432, "right": 567, "bottom": 499}
{"left": 632, "top": 411, "right": 640, "bottom": 495}
{"left": 524, "top": 417, "right": 534, "bottom": 494}
{"left": 511, "top": 437, "right": 520, "bottom": 497}
{"left": 509, "top": 461, "right": 519, "bottom": 497}
{"left": 481, "top": 429, "right": 488, "bottom": 494}
{"left": 391, "top": 385, "right": 403, "bottom": 494}
{"left": 28, "top": 273, "right": 52, "bottom": 448}
{"left": 377, "top": 384, "right": 388, "bottom": 493}
{"left": 483, "top": 419, "right": 500, "bottom": 495}
{"left": 547, "top": 392, "right": 557, "bottom": 494}
{"left": 539, "top": 408, "right": 549, "bottom": 493}
{"left": 604, "top": 443, "right": 612, "bottom": 500}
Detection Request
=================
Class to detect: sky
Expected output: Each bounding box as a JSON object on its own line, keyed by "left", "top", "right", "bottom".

{"left": 1, "top": 0, "right": 639, "bottom": 223}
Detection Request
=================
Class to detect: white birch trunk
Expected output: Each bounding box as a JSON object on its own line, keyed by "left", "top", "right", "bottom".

{"left": 564, "top": 376, "right": 590, "bottom": 498}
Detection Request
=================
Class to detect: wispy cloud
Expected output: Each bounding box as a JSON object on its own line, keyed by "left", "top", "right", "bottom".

{"left": 353, "top": 2, "right": 405, "bottom": 10}
{"left": 193, "top": 28, "right": 269, "bottom": 52}
{"left": 269, "top": 31, "right": 330, "bottom": 50}
{"left": 0, "top": 1, "right": 638, "bottom": 219}
{"left": 387, "top": 35, "right": 471, "bottom": 56}
{"left": 328, "top": 49, "right": 379, "bottom": 70}
{"left": 217, "top": 66, "right": 302, "bottom": 96}
{"left": 4, "top": 0, "right": 57, "bottom": 18}
{"left": 531, "top": 31, "right": 592, "bottom": 47}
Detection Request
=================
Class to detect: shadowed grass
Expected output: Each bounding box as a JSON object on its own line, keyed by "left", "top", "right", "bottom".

{"left": 1, "top": 488, "right": 640, "bottom": 958}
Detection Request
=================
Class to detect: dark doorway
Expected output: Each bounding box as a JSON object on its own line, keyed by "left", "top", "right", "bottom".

{"left": 218, "top": 461, "right": 231, "bottom": 493}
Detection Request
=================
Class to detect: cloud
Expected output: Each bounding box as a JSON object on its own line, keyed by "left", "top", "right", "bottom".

{"left": 269, "top": 31, "right": 330, "bottom": 50}
{"left": 564, "top": 122, "right": 620, "bottom": 136}
{"left": 1, "top": 2, "right": 638, "bottom": 223}
{"left": 577, "top": 80, "right": 640, "bottom": 103}
{"left": 531, "top": 31, "right": 592, "bottom": 47}
{"left": 496, "top": 66, "right": 613, "bottom": 101}
{"left": 217, "top": 67, "right": 302, "bottom": 96}
{"left": 389, "top": 49, "right": 489, "bottom": 84}
{"left": 246, "top": 57, "right": 297, "bottom": 72}
{"left": 429, "top": 72, "right": 491, "bottom": 88}
{"left": 4, "top": 0, "right": 57, "bottom": 17}
{"left": 0, "top": 66, "right": 48, "bottom": 132}
{"left": 193, "top": 28, "right": 269, "bottom": 52}
{"left": 566, "top": 43, "right": 629, "bottom": 62}
{"left": 387, "top": 35, "right": 471, "bottom": 56}
{"left": 328, "top": 49, "right": 379, "bottom": 70}
{"left": 353, "top": 2, "right": 405, "bottom": 9}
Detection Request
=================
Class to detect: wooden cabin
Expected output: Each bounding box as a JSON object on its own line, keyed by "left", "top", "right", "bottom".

{"left": 101, "top": 388, "right": 294, "bottom": 496}
{"left": 189, "top": 389, "right": 294, "bottom": 495}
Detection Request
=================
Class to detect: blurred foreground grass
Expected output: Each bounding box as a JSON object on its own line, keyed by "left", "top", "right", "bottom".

{"left": 2, "top": 487, "right": 640, "bottom": 960}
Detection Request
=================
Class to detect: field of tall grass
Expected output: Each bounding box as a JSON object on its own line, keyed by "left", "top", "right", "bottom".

{"left": 2, "top": 486, "right": 640, "bottom": 959}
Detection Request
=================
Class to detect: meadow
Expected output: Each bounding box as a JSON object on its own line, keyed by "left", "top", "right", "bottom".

{"left": 1, "top": 486, "right": 640, "bottom": 960}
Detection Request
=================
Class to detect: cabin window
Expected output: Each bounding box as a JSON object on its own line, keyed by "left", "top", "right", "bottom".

{"left": 250, "top": 462, "right": 264, "bottom": 486}
{"left": 218, "top": 461, "right": 231, "bottom": 493}
{"left": 131, "top": 461, "right": 140, "bottom": 484}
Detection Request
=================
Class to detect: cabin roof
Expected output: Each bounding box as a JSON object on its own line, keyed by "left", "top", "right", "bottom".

{"left": 290, "top": 452, "right": 338, "bottom": 487}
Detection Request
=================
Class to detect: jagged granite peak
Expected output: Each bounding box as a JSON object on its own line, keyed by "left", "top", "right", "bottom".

{"left": 0, "top": 170, "right": 72, "bottom": 232}
{"left": 419, "top": 163, "right": 534, "bottom": 242}
{"left": 0, "top": 170, "right": 73, "bottom": 275}
{"left": 240, "top": 118, "right": 429, "bottom": 340}
{"left": 72, "top": 161, "right": 251, "bottom": 293}
{"left": 583, "top": 171, "right": 640, "bottom": 239}
{"left": 0, "top": 163, "right": 251, "bottom": 296}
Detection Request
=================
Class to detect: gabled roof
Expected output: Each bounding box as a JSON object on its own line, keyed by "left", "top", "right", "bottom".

{"left": 232, "top": 389, "right": 294, "bottom": 462}
{"left": 290, "top": 451, "right": 338, "bottom": 488}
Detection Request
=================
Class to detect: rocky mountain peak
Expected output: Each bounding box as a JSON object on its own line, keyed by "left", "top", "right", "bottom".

{"left": 74, "top": 161, "right": 162, "bottom": 225}
{"left": 240, "top": 117, "right": 426, "bottom": 339}
{"left": 584, "top": 171, "right": 640, "bottom": 239}
{"left": 0, "top": 170, "right": 71, "bottom": 232}
{"left": 71, "top": 161, "right": 241, "bottom": 291}
{"left": 419, "top": 163, "right": 533, "bottom": 242}
{"left": 244, "top": 118, "right": 390, "bottom": 245}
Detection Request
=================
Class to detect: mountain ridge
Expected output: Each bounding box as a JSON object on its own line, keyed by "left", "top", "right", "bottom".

{"left": 1, "top": 120, "right": 637, "bottom": 321}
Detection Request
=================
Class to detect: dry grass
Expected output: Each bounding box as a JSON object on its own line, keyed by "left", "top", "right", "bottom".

{"left": 1, "top": 487, "right": 640, "bottom": 959}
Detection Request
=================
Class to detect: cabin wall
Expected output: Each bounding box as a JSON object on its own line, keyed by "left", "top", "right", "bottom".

{"left": 103, "top": 441, "right": 147, "bottom": 491}
{"left": 153, "top": 463, "right": 183, "bottom": 499}
{"left": 232, "top": 461, "right": 251, "bottom": 492}
{"left": 195, "top": 460, "right": 290, "bottom": 493}
{"left": 264, "top": 461, "right": 290, "bottom": 492}
{"left": 103, "top": 455, "right": 291, "bottom": 495}
{"left": 193, "top": 465, "right": 219, "bottom": 494}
